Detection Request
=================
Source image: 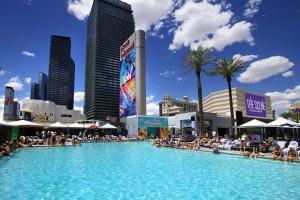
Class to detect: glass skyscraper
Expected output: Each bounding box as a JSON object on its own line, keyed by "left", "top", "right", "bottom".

{"left": 84, "top": 0, "right": 135, "bottom": 121}
{"left": 47, "top": 35, "right": 75, "bottom": 110}
{"left": 30, "top": 82, "right": 40, "bottom": 100}
{"left": 38, "top": 72, "right": 48, "bottom": 100}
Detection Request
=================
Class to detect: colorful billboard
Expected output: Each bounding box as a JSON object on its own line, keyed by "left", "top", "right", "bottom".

{"left": 138, "top": 116, "right": 169, "bottom": 138}
{"left": 245, "top": 93, "right": 266, "bottom": 117}
{"left": 120, "top": 48, "right": 136, "bottom": 117}
{"left": 4, "top": 87, "right": 14, "bottom": 120}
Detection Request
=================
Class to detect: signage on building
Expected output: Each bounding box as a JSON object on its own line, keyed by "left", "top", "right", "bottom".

{"left": 138, "top": 116, "right": 168, "bottom": 128}
{"left": 4, "top": 87, "right": 14, "bottom": 120}
{"left": 120, "top": 33, "right": 136, "bottom": 117}
{"left": 34, "top": 115, "right": 49, "bottom": 122}
{"left": 245, "top": 93, "right": 266, "bottom": 117}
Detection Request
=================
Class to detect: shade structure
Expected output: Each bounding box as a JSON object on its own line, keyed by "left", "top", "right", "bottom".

{"left": 100, "top": 123, "right": 117, "bottom": 129}
{"left": 8, "top": 120, "right": 41, "bottom": 127}
{"left": 266, "top": 117, "right": 298, "bottom": 127}
{"left": 68, "top": 123, "right": 85, "bottom": 128}
{"left": 239, "top": 119, "right": 266, "bottom": 128}
{"left": 0, "top": 120, "right": 10, "bottom": 126}
{"left": 50, "top": 122, "right": 67, "bottom": 128}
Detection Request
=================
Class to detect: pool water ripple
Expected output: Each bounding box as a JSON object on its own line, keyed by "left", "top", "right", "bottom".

{"left": 0, "top": 142, "right": 300, "bottom": 200}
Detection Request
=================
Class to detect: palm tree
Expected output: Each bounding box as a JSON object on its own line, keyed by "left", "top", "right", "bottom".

{"left": 211, "top": 58, "right": 246, "bottom": 134}
{"left": 281, "top": 111, "right": 300, "bottom": 123}
{"left": 183, "top": 46, "right": 214, "bottom": 137}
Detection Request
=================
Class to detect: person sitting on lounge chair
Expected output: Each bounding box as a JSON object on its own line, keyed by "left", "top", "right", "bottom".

{"left": 287, "top": 148, "right": 298, "bottom": 161}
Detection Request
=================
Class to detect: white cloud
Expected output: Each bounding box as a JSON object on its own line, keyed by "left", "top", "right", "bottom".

{"left": 146, "top": 95, "right": 155, "bottom": 103}
{"left": 67, "top": 0, "right": 174, "bottom": 32}
{"left": 74, "top": 106, "right": 84, "bottom": 114}
{"left": 0, "top": 67, "right": 5, "bottom": 76}
{"left": 160, "top": 70, "right": 175, "bottom": 77}
{"left": 266, "top": 85, "right": 300, "bottom": 114}
{"left": 169, "top": 0, "right": 254, "bottom": 51}
{"left": 176, "top": 77, "right": 183, "bottom": 81}
{"left": 5, "top": 76, "right": 24, "bottom": 91}
{"left": 237, "top": 56, "right": 294, "bottom": 83}
{"left": 282, "top": 71, "right": 294, "bottom": 78}
{"left": 74, "top": 91, "right": 85, "bottom": 102}
{"left": 22, "top": 51, "right": 35, "bottom": 57}
{"left": 244, "top": 0, "right": 263, "bottom": 18}
{"left": 24, "top": 77, "right": 32, "bottom": 84}
{"left": 233, "top": 54, "right": 258, "bottom": 62}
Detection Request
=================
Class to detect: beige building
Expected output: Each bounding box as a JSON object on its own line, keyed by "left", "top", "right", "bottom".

{"left": 289, "top": 100, "right": 300, "bottom": 113}
{"left": 159, "top": 96, "right": 198, "bottom": 116}
{"left": 203, "top": 88, "right": 273, "bottom": 120}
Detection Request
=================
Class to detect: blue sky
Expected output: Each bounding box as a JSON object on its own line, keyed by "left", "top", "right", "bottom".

{"left": 0, "top": 0, "right": 300, "bottom": 118}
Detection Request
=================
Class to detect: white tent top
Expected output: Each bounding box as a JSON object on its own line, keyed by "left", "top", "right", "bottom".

{"left": 0, "top": 120, "right": 10, "bottom": 126}
{"left": 8, "top": 120, "right": 40, "bottom": 127}
{"left": 50, "top": 122, "right": 67, "bottom": 128}
{"left": 239, "top": 119, "right": 266, "bottom": 128}
{"left": 101, "top": 123, "right": 117, "bottom": 129}
{"left": 266, "top": 117, "right": 298, "bottom": 127}
{"left": 68, "top": 123, "right": 84, "bottom": 128}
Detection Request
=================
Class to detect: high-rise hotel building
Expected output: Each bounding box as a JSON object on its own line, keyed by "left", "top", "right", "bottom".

{"left": 47, "top": 35, "right": 75, "bottom": 110}
{"left": 84, "top": 0, "right": 135, "bottom": 120}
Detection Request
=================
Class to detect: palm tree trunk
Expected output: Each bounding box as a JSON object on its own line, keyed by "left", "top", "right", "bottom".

{"left": 196, "top": 72, "right": 205, "bottom": 137}
{"left": 227, "top": 79, "right": 235, "bottom": 135}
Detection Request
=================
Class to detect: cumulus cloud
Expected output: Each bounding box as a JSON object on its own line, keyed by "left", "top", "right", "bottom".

{"left": 24, "top": 77, "right": 32, "bottom": 84}
{"left": 74, "top": 106, "right": 84, "bottom": 114}
{"left": 22, "top": 51, "right": 35, "bottom": 57}
{"left": 146, "top": 95, "right": 159, "bottom": 116}
{"left": 266, "top": 85, "right": 300, "bottom": 114}
{"left": 5, "top": 76, "right": 24, "bottom": 91}
{"left": 233, "top": 54, "right": 258, "bottom": 62}
{"left": 244, "top": 0, "right": 263, "bottom": 18}
{"left": 237, "top": 56, "right": 294, "bottom": 83}
{"left": 169, "top": 0, "right": 254, "bottom": 51}
{"left": 67, "top": 0, "right": 174, "bottom": 32}
{"left": 146, "top": 95, "right": 155, "bottom": 103}
{"left": 282, "top": 71, "right": 294, "bottom": 78}
{"left": 160, "top": 70, "right": 175, "bottom": 77}
{"left": 74, "top": 91, "right": 85, "bottom": 102}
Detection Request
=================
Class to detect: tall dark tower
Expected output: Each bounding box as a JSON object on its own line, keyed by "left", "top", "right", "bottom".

{"left": 84, "top": 0, "right": 135, "bottom": 121}
{"left": 38, "top": 72, "right": 48, "bottom": 100}
{"left": 47, "top": 35, "right": 75, "bottom": 110}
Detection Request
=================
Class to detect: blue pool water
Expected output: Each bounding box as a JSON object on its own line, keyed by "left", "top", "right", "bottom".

{"left": 0, "top": 142, "right": 300, "bottom": 200}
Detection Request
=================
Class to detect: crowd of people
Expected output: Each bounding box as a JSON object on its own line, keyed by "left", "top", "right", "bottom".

{"left": 0, "top": 130, "right": 146, "bottom": 158}
{"left": 152, "top": 133, "right": 300, "bottom": 162}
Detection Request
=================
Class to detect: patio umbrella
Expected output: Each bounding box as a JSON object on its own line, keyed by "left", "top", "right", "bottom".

{"left": 100, "top": 123, "right": 117, "bottom": 129}
{"left": 50, "top": 122, "right": 67, "bottom": 128}
{"left": 8, "top": 120, "right": 41, "bottom": 127}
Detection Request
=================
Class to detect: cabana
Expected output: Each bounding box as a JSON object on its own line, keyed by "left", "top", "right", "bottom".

{"left": 266, "top": 117, "right": 299, "bottom": 140}
{"left": 50, "top": 122, "right": 67, "bottom": 128}
{"left": 8, "top": 120, "right": 41, "bottom": 127}
{"left": 238, "top": 119, "right": 267, "bottom": 141}
{"left": 8, "top": 120, "right": 42, "bottom": 138}
{"left": 100, "top": 123, "right": 117, "bottom": 135}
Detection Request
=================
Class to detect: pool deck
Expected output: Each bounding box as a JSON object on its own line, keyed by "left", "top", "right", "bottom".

{"left": 168, "top": 146, "right": 300, "bottom": 163}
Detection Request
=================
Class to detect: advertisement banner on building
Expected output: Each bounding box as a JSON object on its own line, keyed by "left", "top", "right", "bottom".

{"left": 120, "top": 34, "right": 136, "bottom": 117}
{"left": 4, "top": 87, "right": 14, "bottom": 120}
{"left": 245, "top": 93, "right": 266, "bottom": 117}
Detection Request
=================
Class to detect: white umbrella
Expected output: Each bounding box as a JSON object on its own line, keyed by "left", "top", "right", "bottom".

{"left": 100, "top": 123, "right": 117, "bottom": 129}
{"left": 239, "top": 119, "right": 266, "bottom": 128}
{"left": 68, "top": 123, "right": 85, "bottom": 128}
{"left": 50, "top": 122, "right": 67, "bottom": 128}
{"left": 266, "top": 117, "right": 298, "bottom": 127}
{"left": 0, "top": 120, "right": 10, "bottom": 126}
{"left": 9, "top": 120, "right": 41, "bottom": 127}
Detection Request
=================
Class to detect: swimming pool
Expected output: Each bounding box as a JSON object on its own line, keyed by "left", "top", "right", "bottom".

{"left": 0, "top": 142, "right": 300, "bottom": 200}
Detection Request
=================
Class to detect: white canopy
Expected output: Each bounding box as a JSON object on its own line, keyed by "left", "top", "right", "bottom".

{"left": 50, "top": 122, "right": 67, "bottom": 128}
{"left": 239, "top": 119, "right": 266, "bottom": 128}
{"left": 266, "top": 117, "right": 298, "bottom": 127}
{"left": 68, "top": 123, "right": 84, "bottom": 128}
{"left": 100, "top": 123, "right": 117, "bottom": 129}
{"left": 0, "top": 120, "right": 10, "bottom": 126}
{"left": 8, "top": 120, "right": 40, "bottom": 127}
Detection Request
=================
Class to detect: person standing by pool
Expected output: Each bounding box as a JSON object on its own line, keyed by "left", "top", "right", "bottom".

{"left": 240, "top": 133, "right": 248, "bottom": 152}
